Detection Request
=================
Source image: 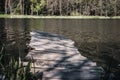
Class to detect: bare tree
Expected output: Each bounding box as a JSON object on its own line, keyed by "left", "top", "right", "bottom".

{"left": 59, "top": 0, "right": 62, "bottom": 15}
{"left": 2, "top": 0, "right": 120, "bottom": 16}
{"left": 114, "top": 0, "right": 117, "bottom": 16}
{"left": 5, "top": 0, "right": 11, "bottom": 14}
{"left": 99, "top": 0, "right": 103, "bottom": 16}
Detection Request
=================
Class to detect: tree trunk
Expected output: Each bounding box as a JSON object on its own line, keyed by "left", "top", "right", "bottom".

{"left": 52, "top": 1, "right": 54, "bottom": 15}
{"left": 5, "top": 0, "right": 11, "bottom": 14}
{"left": 59, "top": 0, "right": 62, "bottom": 15}
{"left": 9, "top": 0, "right": 12, "bottom": 14}
{"left": 105, "top": 0, "right": 108, "bottom": 16}
{"left": 99, "top": 0, "right": 103, "bottom": 16}
{"left": 37, "top": 11, "right": 38, "bottom": 15}
{"left": 5, "top": 0, "right": 8, "bottom": 14}
{"left": 114, "top": 0, "right": 117, "bottom": 16}
{"left": 66, "top": 0, "right": 69, "bottom": 15}
{"left": 31, "top": 3, "right": 33, "bottom": 15}
{"left": 79, "top": 1, "right": 82, "bottom": 15}
{"left": 20, "top": 0, "right": 22, "bottom": 14}
{"left": 46, "top": 0, "right": 49, "bottom": 15}
{"left": 22, "top": 0, "right": 24, "bottom": 15}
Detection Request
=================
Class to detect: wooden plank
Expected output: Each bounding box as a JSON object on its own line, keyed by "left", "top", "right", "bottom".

{"left": 42, "top": 70, "right": 103, "bottom": 80}
{"left": 24, "top": 31, "right": 104, "bottom": 80}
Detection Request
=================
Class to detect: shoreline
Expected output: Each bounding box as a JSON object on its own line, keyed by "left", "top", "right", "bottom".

{"left": 0, "top": 14, "right": 120, "bottom": 19}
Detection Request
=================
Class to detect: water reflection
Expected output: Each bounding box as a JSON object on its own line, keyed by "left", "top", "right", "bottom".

{"left": 42, "top": 19, "right": 120, "bottom": 79}
{"left": 0, "top": 19, "right": 30, "bottom": 59}
{"left": 0, "top": 18, "right": 120, "bottom": 79}
{"left": 0, "top": 19, "right": 6, "bottom": 50}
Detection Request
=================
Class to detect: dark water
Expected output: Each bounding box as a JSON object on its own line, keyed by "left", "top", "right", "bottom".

{"left": 0, "top": 19, "right": 30, "bottom": 58}
{"left": 0, "top": 18, "right": 120, "bottom": 78}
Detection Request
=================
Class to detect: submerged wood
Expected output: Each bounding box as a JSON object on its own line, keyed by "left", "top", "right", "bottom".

{"left": 24, "top": 31, "right": 104, "bottom": 80}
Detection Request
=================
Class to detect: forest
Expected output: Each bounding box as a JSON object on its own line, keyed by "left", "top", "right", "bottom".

{"left": 0, "top": 0, "right": 120, "bottom": 16}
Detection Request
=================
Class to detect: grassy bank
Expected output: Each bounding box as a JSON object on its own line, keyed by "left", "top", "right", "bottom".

{"left": 0, "top": 14, "right": 120, "bottom": 19}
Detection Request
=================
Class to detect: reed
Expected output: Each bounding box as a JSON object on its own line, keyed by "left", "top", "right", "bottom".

{"left": 0, "top": 45, "right": 39, "bottom": 80}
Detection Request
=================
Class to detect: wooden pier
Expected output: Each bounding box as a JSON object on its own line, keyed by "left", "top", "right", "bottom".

{"left": 24, "top": 31, "right": 104, "bottom": 80}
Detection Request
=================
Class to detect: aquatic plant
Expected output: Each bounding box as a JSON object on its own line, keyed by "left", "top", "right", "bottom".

{"left": 0, "top": 45, "right": 42, "bottom": 80}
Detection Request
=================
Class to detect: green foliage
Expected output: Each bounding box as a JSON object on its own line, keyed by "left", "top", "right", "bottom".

{"left": 0, "top": 45, "right": 36, "bottom": 80}
{"left": 30, "top": 0, "right": 46, "bottom": 14}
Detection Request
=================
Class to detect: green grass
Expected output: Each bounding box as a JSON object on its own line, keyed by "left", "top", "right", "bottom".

{"left": 0, "top": 14, "right": 10, "bottom": 18}
{"left": 0, "top": 14, "right": 120, "bottom": 19}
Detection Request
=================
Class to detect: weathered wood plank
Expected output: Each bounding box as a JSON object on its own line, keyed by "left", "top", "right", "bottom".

{"left": 24, "top": 31, "right": 104, "bottom": 80}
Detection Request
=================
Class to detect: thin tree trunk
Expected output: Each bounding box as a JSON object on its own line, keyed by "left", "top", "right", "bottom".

{"left": 66, "top": 0, "right": 69, "bottom": 15}
{"left": 114, "top": 0, "right": 117, "bottom": 16}
{"left": 59, "top": 0, "right": 62, "bottom": 15}
{"left": 37, "top": 11, "right": 38, "bottom": 15}
{"left": 99, "top": 0, "right": 103, "bottom": 16}
{"left": 79, "top": 1, "right": 81, "bottom": 15}
{"left": 5, "top": 0, "right": 11, "bottom": 14}
{"left": 31, "top": 3, "right": 33, "bottom": 15}
{"left": 5, "top": 0, "right": 8, "bottom": 14}
{"left": 46, "top": 0, "right": 49, "bottom": 15}
{"left": 22, "top": 0, "right": 24, "bottom": 15}
{"left": 85, "top": 1, "right": 88, "bottom": 15}
{"left": 105, "top": 0, "right": 108, "bottom": 16}
{"left": 20, "top": 0, "right": 22, "bottom": 14}
{"left": 75, "top": 0, "right": 78, "bottom": 15}
{"left": 9, "top": 0, "right": 12, "bottom": 14}
{"left": 52, "top": 1, "right": 54, "bottom": 15}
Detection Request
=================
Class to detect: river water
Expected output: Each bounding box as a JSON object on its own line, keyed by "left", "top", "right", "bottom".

{"left": 0, "top": 18, "right": 120, "bottom": 79}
